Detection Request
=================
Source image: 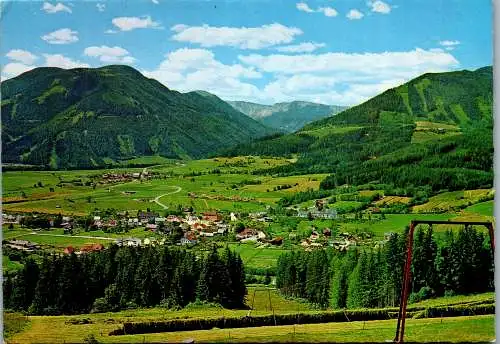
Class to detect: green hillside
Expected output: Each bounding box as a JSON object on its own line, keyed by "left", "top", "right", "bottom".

{"left": 229, "top": 100, "right": 347, "bottom": 132}
{"left": 220, "top": 67, "right": 493, "bottom": 192}
{"left": 1, "top": 65, "right": 272, "bottom": 169}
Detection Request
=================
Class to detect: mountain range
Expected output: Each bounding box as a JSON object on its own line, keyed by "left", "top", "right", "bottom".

{"left": 1, "top": 65, "right": 273, "bottom": 169}
{"left": 228, "top": 101, "right": 346, "bottom": 132}
{"left": 220, "top": 67, "right": 493, "bottom": 192}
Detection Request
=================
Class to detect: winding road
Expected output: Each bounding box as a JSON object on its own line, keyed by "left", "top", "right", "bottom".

{"left": 151, "top": 186, "right": 182, "bottom": 210}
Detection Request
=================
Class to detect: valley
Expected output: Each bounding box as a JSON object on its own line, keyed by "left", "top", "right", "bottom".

{"left": 2, "top": 66, "right": 495, "bottom": 343}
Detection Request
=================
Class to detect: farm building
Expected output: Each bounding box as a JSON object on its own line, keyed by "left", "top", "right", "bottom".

{"left": 297, "top": 206, "right": 337, "bottom": 219}
{"left": 79, "top": 243, "right": 105, "bottom": 254}
{"left": 202, "top": 211, "right": 222, "bottom": 222}
{"left": 4, "top": 240, "right": 40, "bottom": 252}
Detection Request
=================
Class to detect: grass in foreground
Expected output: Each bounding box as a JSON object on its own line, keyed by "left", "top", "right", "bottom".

{"left": 9, "top": 315, "right": 494, "bottom": 343}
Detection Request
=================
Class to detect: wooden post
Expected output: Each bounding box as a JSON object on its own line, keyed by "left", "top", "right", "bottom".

{"left": 394, "top": 220, "right": 493, "bottom": 343}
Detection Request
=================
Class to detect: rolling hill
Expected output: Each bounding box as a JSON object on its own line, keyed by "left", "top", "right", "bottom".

{"left": 1, "top": 65, "right": 273, "bottom": 169}
{"left": 220, "top": 67, "right": 493, "bottom": 192}
{"left": 228, "top": 100, "right": 346, "bottom": 132}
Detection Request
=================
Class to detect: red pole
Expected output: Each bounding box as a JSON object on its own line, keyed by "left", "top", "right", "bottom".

{"left": 394, "top": 222, "right": 415, "bottom": 343}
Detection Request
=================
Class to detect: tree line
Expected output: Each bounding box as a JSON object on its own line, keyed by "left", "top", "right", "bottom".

{"left": 3, "top": 245, "right": 246, "bottom": 315}
{"left": 276, "top": 225, "right": 494, "bottom": 308}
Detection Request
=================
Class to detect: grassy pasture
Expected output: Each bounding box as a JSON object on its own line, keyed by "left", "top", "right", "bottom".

{"left": 411, "top": 292, "right": 494, "bottom": 308}
{"left": 227, "top": 243, "right": 289, "bottom": 270}
{"left": 2, "top": 158, "right": 324, "bottom": 215}
{"left": 5, "top": 285, "right": 495, "bottom": 343}
{"left": 462, "top": 200, "right": 494, "bottom": 216}
{"left": 7, "top": 314, "right": 494, "bottom": 343}
{"left": 412, "top": 189, "right": 492, "bottom": 213}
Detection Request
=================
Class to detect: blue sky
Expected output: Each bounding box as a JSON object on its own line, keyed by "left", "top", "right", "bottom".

{"left": 0, "top": 0, "right": 492, "bottom": 105}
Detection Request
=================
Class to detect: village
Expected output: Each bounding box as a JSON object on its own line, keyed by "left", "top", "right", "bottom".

{"left": 1, "top": 199, "right": 380, "bottom": 256}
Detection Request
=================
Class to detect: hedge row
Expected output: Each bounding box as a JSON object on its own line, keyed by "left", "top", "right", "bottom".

{"left": 109, "top": 303, "right": 495, "bottom": 336}
{"left": 110, "top": 309, "right": 396, "bottom": 335}
{"left": 413, "top": 303, "right": 495, "bottom": 319}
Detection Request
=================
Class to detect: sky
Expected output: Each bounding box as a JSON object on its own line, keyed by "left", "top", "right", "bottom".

{"left": 0, "top": 0, "right": 493, "bottom": 106}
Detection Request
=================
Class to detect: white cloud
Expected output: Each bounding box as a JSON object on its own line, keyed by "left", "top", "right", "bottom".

{"left": 152, "top": 0, "right": 159, "bottom": 4}
{"left": 143, "top": 48, "right": 262, "bottom": 101}
{"left": 439, "top": 40, "right": 460, "bottom": 46}
{"left": 368, "top": 0, "right": 391, "bottom": 14}
{"left": 237, "top": 48, "right": 459, "bottom": 105}
{"left": 112, "top": 16, "right": 161, "bottom": 31}
{"left": 439, "top": 40, "right": 460, "bottom": 51}
{"left": 5, "top": 49, "right": 38, "bottom": 65}
{"left": 105, "top": 29, "right": 117, "bottom": 34}
{"left": 296, "top": 2, "right": 314, "bottom": 13}
{"left": 2, "top": 63, "right": 36, "bottom": 79}
{"left": 84, "top": 45, "right": 136, "bottom": 64}
{"left": 347, "top": 9, "right": 364, "bottom": 20}
{"left": 318, "top": 7, "right": 338, "bottom": 17}
{"left": 171, "top": 23, "right": 302, "bottom": 50}
{"left": 276, "top": 42, "right": 325, "bottom": 53}
{"left": 43, "top": 54, "right": 90, "bottom": 69}
{"left": 41, "top": 28, "right": 79, "bottom": 45}
{"left": 2, "top": 52, "right": 90, "bottom": 80}
{"left": 42, "top": 2, "right": 72, "bottom": 14}
{"left": 96, "top": 3, "right": 105, "bottom": 12}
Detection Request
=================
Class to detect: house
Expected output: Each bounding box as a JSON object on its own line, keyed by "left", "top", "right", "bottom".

{"left": 93, "top": 216, "right": 101, "bottom": 221}
{"left": 155, "top": 217, "right": 166, "bottom": 224}
{"left": 186, "top": 215, "right": 199, "bottom": 225}
{"left": 64, "top": 246, "right": 75, "bottom": 255}
{"left": 106, "top": 220, "right": 117, "bottom": 227}
{"left": 202, "top": 211, "right": 222, "bottom": 222}
{"left": 310, "top": 230, "right": 319, "bottom": 241}
{"left": 297, "top": 205, "right": 337, "bottom": 219}
{"left": 115, "top": 238, "right": 141, "bottom": 247}
{"left": 132, "top": 173, "right": 141, "bottom": 178}
{"left": 181, "top": 231, "right": 198, "bottom": 245}
{"left": 236, "top": 228, "right": 258, "bottom": 240}
{"left": 216, "top": 223, "right": 229, "bottom": 234}
{"left": 3, "top": 214, "right": 21, "bottom": 224}
{"left": 230, "top": 212, "right": 238, "bottom": 221}
{"left": 323, "top": 228, "right": 332, "bottom": 237}
{"left": 167, "top": 215, "right": 182, "bottom": 223}
{"left": 128, "top": 218, "right": 139, "bottom": 225}
{"left": 4, "top": 240, "right": 40, "bottom": 252}
{"left": 138, "top": 212, "right": 159, "bottom": 222}
{"left": 192, "top": 222, "right": 208, "bottom": 231}
{"left": 146, "top": 223, "right": 158, "bottom": 231}
{"left": 79, "top": 243, "right": 105, "bottom": 253}
{"left": 200, "top": 227, "right": 219, "bottom": 237}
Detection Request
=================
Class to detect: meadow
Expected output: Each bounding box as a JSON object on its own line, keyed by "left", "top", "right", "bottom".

{"left": 4, "top": 289, "right": 494, "bottom": 343}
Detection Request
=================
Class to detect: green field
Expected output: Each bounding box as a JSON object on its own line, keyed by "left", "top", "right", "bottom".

{"left": 3, "top": 255, "right": 23, "bottom": 274}
{"left": 463, "top": 200, "right": 494, "bottom": 216}
{"left": 227, "top": 244, "right": 289, "bottom": 270}
{"left": 412, "top": 189, "right": 493, "bottom": 213}
{"left": 2, "top": 158, "right": 326, "bottom": 215}
{"left": 6, "top": 288, "right": 495, "bottom": 344}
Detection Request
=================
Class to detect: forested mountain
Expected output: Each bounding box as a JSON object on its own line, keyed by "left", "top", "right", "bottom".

{"left": 1, "top": 65, "right": 272, "bottom": 169}
{"left": 220, "top": 67, "right": 493, "bottom": 192}
{"left": 228, "top": 100, "right": 346, "bottom": 132}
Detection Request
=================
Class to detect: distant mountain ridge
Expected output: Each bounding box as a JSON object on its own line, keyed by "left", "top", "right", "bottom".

{"left": 1, "top": 65, "right": 273, "bottom": 169}
{"left": 220, "top": 67, "right": 493, "bottom": 192}
{"left": 228, "top": 100, "right": 347, "bottom": 132}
